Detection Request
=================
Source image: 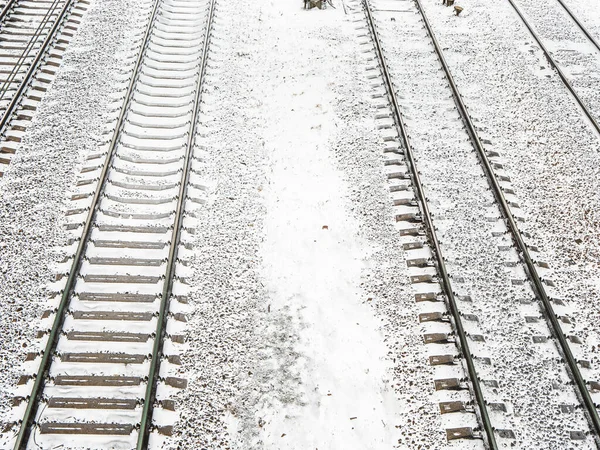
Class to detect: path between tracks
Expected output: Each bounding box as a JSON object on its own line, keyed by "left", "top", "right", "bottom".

{"left": 172, "top": 0, "right": 419, "bottom": 448}
{"left": 255, "top": 50, "right": 401, "bottom": 450}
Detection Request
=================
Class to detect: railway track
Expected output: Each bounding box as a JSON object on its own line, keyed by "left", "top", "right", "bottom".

{"left": 505, "top": 0, "right": 600, "bottom": 136}
{"left": 4, "top": 0, "right": 216, "bottom": 447}
{"left": 361, "top": 1, "right": 497, "bottom": 446}
{"left": 0, "top": 0, "right": 86, "bottom": 176}
{"left": 360, "top": 0, "right": 600, "bottom": 447}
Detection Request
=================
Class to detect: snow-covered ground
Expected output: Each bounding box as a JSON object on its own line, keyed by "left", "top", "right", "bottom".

{"left": 0, "top": 0, "right": 599, "bottom": 448}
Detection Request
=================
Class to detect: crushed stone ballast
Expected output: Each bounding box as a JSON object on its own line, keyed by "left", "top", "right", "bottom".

{"left": 0, "top": 0, "right": 89, "bottom": 175}
{"left": 359, "top": 0, "right": 600, "bottom": 446}
{"left": 3, "top": 0, "right": 216, "bottom": 447}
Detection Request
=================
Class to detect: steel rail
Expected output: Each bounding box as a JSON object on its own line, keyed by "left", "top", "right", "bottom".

{"left": 0, "top": 0, "right": 18, "bottom": 24}
{"left": 506, "top": 0, "right": 600, "bottom": 136}
{"left": 0, "top": 0, "right": 73, "bottom": 136}
{"left": 414, "top": 0, "right": 600, "bottom": 443}
{"left": 361, "top": 0, "right": 499, "bottom": 448}
{"left": 136, "top": 0, "right": 216, "bottom": 446}
{"left": 0, "top": 0, "right": 63, "bottom": 101}
{"left": 554, "top": 0, "right": 600, "bottom": 54}
{"left": 12, "top": 0, "right": 164, "bottom": 446}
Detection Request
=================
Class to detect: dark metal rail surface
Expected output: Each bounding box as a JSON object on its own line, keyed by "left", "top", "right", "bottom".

{"left": 0, "top": 0, "right": 17, "bottom": 23}
{"left": 507, "top": 0, "right": 600, "bottom": 136}
{"left": 361, "top": 0, "right": 499, "bottom": 448}
{"left": 13, "top": 0, "right": 217, "bottom": 444}
{"left": 0, "top": 0, "right": 63, "bottom": 97}
{"left": 414, "top": 0, "right": 600, "bottom": 444}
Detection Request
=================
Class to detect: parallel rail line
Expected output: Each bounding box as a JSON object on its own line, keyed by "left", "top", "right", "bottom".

{"left": 506, "top": 0, "right": 600, "bottom": 136}
{"left": 415, "top": 0, "right": 600, "bottom": 442}
{"left": 554, "top": 0, "right": 600, "bottom": 54}
{"left": 0, "top": 0, "right": 16, "bottom": 23}
{"left": 363, "top": 0, "right": 600, "bottom": 446}
{"left": 0, "top": 0, "right": 87, "bottom": 175}
{"left": 0, "top": 0, "right": 72, "bottom": 131}
{"left": 9, "top": 0, "right": 216, "bottom": 446}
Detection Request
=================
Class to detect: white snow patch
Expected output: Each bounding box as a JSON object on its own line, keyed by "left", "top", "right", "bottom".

{"left": 252, "top": 68, "right": 401, "bottom": 448}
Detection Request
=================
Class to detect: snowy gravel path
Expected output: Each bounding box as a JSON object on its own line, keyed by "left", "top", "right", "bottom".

{"left": 254, "top": 76, "right": 401, "bottom": 448}
{"left": 0, "top": 0, "right": 152, "bottom": 434}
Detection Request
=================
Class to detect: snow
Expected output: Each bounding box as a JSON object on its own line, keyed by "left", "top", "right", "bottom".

{"left": 0, "top": 0, "right": 600, "bottom": 447}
